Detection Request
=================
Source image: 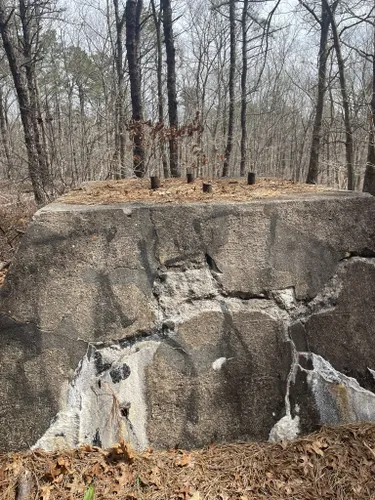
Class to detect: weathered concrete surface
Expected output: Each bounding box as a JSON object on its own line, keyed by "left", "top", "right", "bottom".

{"left": 288, "top": 258, "right": 375, "bottom": 432}
{"left": 145, "top": 301, "right": 290, "bottom": 449}
{"left": 1, "top": 192, "right": 375, "bottom": 451}
{"left": 0, "top": 315, "right": 86, "bottom": 451}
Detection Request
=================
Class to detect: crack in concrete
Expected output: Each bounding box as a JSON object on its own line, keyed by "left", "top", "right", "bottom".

{"left": 23, "top": 251, "right": 375, "bottom": 449}
{"left": 340, "top": 249, "right": 375, "bottom": 260}
{"left": 269, "top": 256, "right": 375, "bottom": 441}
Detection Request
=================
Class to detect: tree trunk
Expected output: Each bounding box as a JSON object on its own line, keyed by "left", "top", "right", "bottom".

{"left": 223, "top": 0, "right": 236, "bottom": 177}
{"left": 306, "top": 0, "right": 331, "bottom": 185}
{"left": 78, "top": 83, "right": 87, "bottom": 181}
{"left": 161, "top": 0, "right": 180, "bottom": 177}
{"left": 325, "top": 0, "right": 354, "bottom": 190}
{"left": 126, "top": 0, "right": 146, "bottom": 177}
{"left": 35, "top": 78, "right": 52, "bottom": 185}
{"left": 151, "top": 0, "right": 169, "bottom": 178}
{"left": 113, "top": 0, "right": 126, "bottom": 178}
{"left": 240, "top": 0, "right": 248, "bottom": 177}
{"left": 0, "top": 86, "right": 13, "bottom": 179}
{"left": 364, "top": 25, "right": 375, "bottom": 195}
{"left": 19, "top": 0, "right": 50, "bottom": 190}
{"left": 0, "top": 2, "right": 47, "bottom": 205}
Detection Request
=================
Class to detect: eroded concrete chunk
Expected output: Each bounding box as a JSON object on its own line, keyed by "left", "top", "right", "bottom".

{"left": 288, "top": 258, "right": 375, "bottom": 435}
{"left": 298, "top": 259, "right": 375, "bottom": 387}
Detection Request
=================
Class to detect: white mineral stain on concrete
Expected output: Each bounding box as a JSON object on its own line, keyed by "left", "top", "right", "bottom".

{"left": 212, "top": 357, "right": 228, "bottom": 371}
{"left": 34, "top": 340, "right": 160, "bottom": 451}
{"left": 269, "top": 350, "right": 375, "bottom": 443}
{"left": 300, "top": 353, "right": 375, "bottom": 424}
{"left": 271, "top": 287, "right": 296, "bottom": 311}
{"left": 368, "top": 367, "right": 375, "bottom": 382}
{"left": 268, "top": 413, "right": 300, "bottom": 442}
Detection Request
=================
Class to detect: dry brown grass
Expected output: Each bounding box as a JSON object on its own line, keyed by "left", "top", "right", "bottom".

{"left": 1, "top": 424, "right": 375, "bottom": 499}
{"left": 59, "top": 177, "right": 334, "bottom": 206}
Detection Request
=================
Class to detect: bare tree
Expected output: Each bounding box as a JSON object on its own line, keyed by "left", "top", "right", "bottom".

{"left": 325, "top": 0, "right": 354, "bottom": 189}
{"left": 126, "top": 0, "right": 146, "bottom": 177}
{"left": 161, "top": 0, "right": 180, "bottom": 177}
{"left": 364, "top": 14, "right": 375, "bottom": 195}
{"left": 0, "top": 83, "right": 12, "bottom": 178}
{"left": 0, "top": 0, "right": 54, "bottom": 205}
{"left": 222, "top": 0, "right": 236, "bottom": 177}
{"left": 150, "top": 0, "right": 169, "bottom": 177}
{"left": 240, "top": 0, "right": 248, "bottom": 177}
{"left": 300, "top": 0, "right": 335, "bottom": 185}
{"left": 19, "top": 0, "right": 51, "bottom": 188}
{"left": 113, "top": 0, "right": 127, "bottom": 178}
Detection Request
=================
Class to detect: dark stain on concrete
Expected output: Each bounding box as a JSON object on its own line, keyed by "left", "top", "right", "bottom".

{"left": 0, "top": 316, "right": 58, "bottom": 451}
{"left": 92, "top": 271, "right": 134, "bottom": 339}
{"left": 110, "top": 363, "right": 131, "bottom": 383}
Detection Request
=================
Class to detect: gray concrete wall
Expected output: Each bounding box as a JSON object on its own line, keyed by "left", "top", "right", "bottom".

{"left": 1, "top": 192, "right": 375, "bottom": 451}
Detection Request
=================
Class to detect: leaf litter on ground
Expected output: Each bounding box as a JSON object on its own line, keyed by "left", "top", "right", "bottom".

{"left": 2, "top": 423, "right": 375, "bottom": 499}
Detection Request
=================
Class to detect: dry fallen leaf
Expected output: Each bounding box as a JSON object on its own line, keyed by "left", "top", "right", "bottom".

{"left": 2, "top": 423, "right": 375, "bottom": 499}
{"left": 175, "top": 453, "right": 193, "bottom": 467}
{"left": 308, "top": 439, "right": 327, "bottom": 457}
{"left": 115, "top": 463, "right": 134, "bottom": 487}
{"left": 106, "top": 439, "right": 135, "bottom": 464}
{"left": 39, "top": 484, "right": 54, "bottom": 500}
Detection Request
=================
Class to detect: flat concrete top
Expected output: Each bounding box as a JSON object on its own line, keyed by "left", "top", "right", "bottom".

{"left": 51, "top": 178, "right": 370, "bottom": 212}
{"left": 44, "top": 192, "right": 372, "bottom": 214}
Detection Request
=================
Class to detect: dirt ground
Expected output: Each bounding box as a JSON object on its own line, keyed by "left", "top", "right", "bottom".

{"left": 59, "top": 177, "right": 333, "bottom": 205}
{"left": 1, "top": 424, "right": 375, "bottom": 500}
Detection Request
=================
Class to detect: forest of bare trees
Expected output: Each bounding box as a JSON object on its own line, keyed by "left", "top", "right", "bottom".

{"left": 0, "top": 0, "right": 374, "bottom": 204}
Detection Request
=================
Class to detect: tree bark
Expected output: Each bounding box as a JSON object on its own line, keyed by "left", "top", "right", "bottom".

{"left": 161, "top": 0, "right": 180, "bottom": 177}
{"left": 126, "top": 0, "right": 146, "bottom": 177}
{"left": 151, "top": 0, "right": 169, "bottom": 178}
{"left": 305, "top": 0, "right": 331, "bottom": 185}
{"left": 19, "top": 0, "right": 51, "bottom": 190}
{"left": 35, "top": 77, "right": 52, "bottom": 185}
{"left": 240, "top": 0, "right": 248, "bottom": 177}
{"left": 0, "top": 1, "right": 47, "bottom": 205}
{"left": 364, "top": 24, "right": 375, "bottom": 195}
{"left": 222, "top": 0, "right": 236, "bottom": 177}
{"left": 113, "top": 0, "right": 126, "bottom": 178}
{"left": 325, "top": 0, "right": 354, "bottom": 190}
{"left": 0, "top": 86, "right": 13, "bottom": 178}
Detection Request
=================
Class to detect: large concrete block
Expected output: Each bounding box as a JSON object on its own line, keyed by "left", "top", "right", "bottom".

{"left": 1, "top": 191, "right": 375, "bottom": 451}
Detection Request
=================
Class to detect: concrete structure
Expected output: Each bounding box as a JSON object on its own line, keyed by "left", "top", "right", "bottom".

{"left": 1, "top": 191, "right": 375, "bottom": 451}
